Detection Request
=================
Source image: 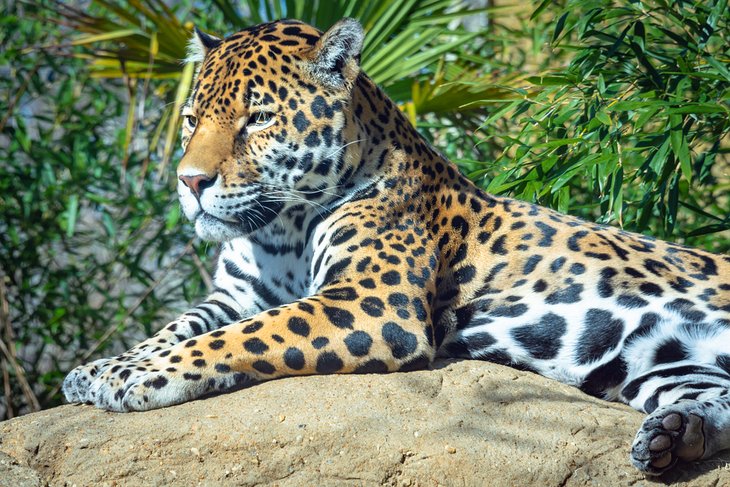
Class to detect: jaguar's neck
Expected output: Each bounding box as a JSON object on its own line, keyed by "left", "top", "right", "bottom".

{"left": 246, "top": 74, "right": 461, "bottom": 253}
{"left": 346, "top": 74, "right": 452, "bottom": 187}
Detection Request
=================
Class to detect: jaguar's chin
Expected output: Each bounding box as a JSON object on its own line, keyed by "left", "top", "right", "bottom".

{"left": 193, "top": 201, "right": 285, "bottom": 242}
{"left": 193, "top": 213, "right": 246, "bottom": 242}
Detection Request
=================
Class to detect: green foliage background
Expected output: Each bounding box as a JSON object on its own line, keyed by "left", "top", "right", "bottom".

{"left": 1, "top": 0, "right": 728, "bottom": 418}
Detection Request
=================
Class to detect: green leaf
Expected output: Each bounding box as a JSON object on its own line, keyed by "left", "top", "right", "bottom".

{"left": 685, "top": 223, "right": 730, "bottom": 237}
{"left": 159, "top": 61, "right": 195, "bottom": 177}
{"left": 526, "top": 75, "right": 572, "bottom": 86}
{"left": 666, "top": 174, "right": 680, "bottom": 234}
{"left": 70, "top": 29, "right": 138, "bottom": 46}
{"left": 557, "top": 186, "right": 570, "bottom": 213}
{"left": 165, "top": 204, "right": 180, "bottom": 231}
{"left": 703, "top": 55, "right": 730, "bottom": 83}
{"left": 665, "top": 104, "right": 728, "bottom": 115}
{"left": 634, "top": 106, "right": 661, "bottom": 130}
{"left": 669, "top": 114, "right": 691, "bottom": 182}
{"left": 552, "top": 12, "right": 569, "bottom": 43}
{"left": 594, "top": 110, "right": 611, "bottom": 126}
{"left": 530, "top": 0, "right": 553, "bottom": 21}
{"left": 632, "top": 20, "right": 645, "bottom": 51}
{"left": 65, "top": 194, "right": 79, "bottom": 238}
{"left": 533, "top": 137, "right": 584, "bottom": 149}
{"left": 609, "top": 165, "right": 623, "bottom": 222}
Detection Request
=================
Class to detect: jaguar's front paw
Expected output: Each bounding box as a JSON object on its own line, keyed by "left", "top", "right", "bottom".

{"left": 87, "top": 358, "right": 253, "bottom": 412}
{"left": 118, "top": 371, "right": 207, "bottom": 412}
{"left": 62, "top": 357, "right": 122, "bottom": 404}
{"left": 85, "top": 359, "right": 179, "bottom": 412}
{"left": 63, "top": 345, "right": 162, "bottom": 405}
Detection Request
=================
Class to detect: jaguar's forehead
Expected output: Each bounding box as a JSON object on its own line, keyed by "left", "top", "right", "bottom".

{"left": 191, "top": 20, "right": 324, "bottom": 117}
{"left": 216, "top": 21, "right": 321, "bottom": 57}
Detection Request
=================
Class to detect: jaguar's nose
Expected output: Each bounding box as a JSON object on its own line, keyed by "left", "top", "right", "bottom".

{"left": 179, "top": 173, "right": 218, "bottom": 198}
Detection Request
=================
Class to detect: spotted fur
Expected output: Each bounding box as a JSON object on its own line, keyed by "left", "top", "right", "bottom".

{"left": 63, "top": 19, "right": 730, "bottom": 475}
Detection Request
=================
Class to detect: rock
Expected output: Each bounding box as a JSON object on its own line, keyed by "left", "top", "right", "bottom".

{"left": 0, "top": 451, "right": 41, "bottom": 487}
{"left": 0, "top": 360, "right": 728, "bottom": 486}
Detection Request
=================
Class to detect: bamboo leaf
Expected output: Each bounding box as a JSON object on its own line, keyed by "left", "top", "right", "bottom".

{"left": 533, "top": 137, "right": 584, "bottom": 149}
{"left": 552, "top": 12, "right": 569, "bottom": 43}
{"left": 530, "top": 0, "right": 553, "bottom": 20}
{"left": 704, "top": 55, "right": 730, "bottom": 83}
{"left": 594, "top": 110, "right": 611, "bottom": 126}
{"left": 669, "top": 114, "right": 692, "bottom": 182}
{"left": 65, "top": 194, "right": 79, "bottom": 238}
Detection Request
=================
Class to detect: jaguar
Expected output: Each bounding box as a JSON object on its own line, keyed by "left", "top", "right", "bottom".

{"left": 62, "top": 18, "right": 730, "bottom": 475}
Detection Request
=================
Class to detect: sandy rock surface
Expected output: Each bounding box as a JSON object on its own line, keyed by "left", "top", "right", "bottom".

{"left": 1, "top": 360, "right": 728, "bottom": 486}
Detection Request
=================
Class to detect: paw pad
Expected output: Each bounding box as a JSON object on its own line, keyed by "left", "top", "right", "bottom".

{"left": 631, "top": 407, "right": 706, "bottom": 475}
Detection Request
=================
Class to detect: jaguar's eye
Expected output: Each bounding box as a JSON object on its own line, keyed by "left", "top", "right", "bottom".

{"left": 183, "top": 114, "right": 198, "bottom": 130}
{"left": 247, "top": 111, "right": 275, "bottom": 129}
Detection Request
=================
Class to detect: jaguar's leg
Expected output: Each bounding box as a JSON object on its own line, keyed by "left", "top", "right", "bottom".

{"left": 63, "top": 289, "right": 249, "bottom": 404}
{"left": 120, "top": 291, "right": 248, "bottom": 358}
{"left": 85, "top": 286, "right": 435, "bottom": 412}
{"left": 623, "top": 361, "right": 730, "bottom": 475}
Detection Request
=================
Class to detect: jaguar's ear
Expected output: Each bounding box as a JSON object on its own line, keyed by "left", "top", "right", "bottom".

{"left": 305, "top": 18, "right": 364, "bottom": 88}
{"left": 186, "top": 27, "right": 221, "bottom": 64}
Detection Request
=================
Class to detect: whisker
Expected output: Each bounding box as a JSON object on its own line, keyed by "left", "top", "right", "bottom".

{"left": 267, "top": 186, "right": 344, "bottom": 204}
{"left": 325, "top": 138, "right": 364, "bottom": 159}
{"left": 254, "top": 198, "right": 287, "bottom": 227}
{"left": 263, "top": 193, "right": 332, "bottom": 216}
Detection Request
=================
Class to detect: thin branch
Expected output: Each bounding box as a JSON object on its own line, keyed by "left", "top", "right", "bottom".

{"left": 0, "top": 271, "right": 13, "bottom": 418}
{"left": 47, "top": 238, "right": 196, "bottom": 399}
{"left": 0, "top": 61, "right": 42, "bottom": 135}
{"left": 1, "top": 357, "right": 13, "bottom": 419}
{"left": 0, "top": 272, "right": 41, "bottom": 414}
{"left": 191, "top": 251, "right": 214, "bottom": 293}
{"left": 0, "top": 338, "right": 40, "bottom": 412}
{"left": 80, "top": 238, "right": 196, "bottom": 363}
{"left": 120, "top": 59, "right": 135, "bottom": 182}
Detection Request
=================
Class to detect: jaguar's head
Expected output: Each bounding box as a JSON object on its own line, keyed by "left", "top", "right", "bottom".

{"left": 177, "top": 19, "right": 364, "bottom": 241}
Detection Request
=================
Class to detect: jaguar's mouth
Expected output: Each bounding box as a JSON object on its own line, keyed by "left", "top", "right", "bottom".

{"left": 192, "top": 200, "right": 285, "bottom": 241}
